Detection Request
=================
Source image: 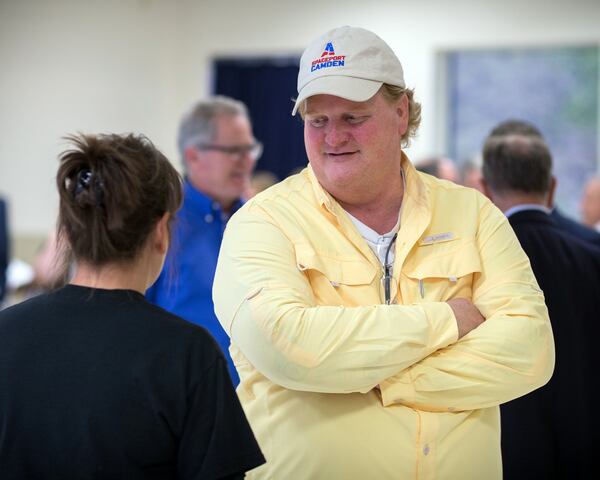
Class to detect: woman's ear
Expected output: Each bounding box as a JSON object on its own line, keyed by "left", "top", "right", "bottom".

{"left": 154, "top": 212, "right": 170, "bottom": 255}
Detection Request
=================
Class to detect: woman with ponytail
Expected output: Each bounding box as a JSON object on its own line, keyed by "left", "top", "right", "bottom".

{"left": 0, "top": 133, "right": 264, "bottom": 479}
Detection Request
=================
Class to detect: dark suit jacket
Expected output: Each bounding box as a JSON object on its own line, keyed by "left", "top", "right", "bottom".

{"left": 551, "top": 207, "right": 600, "bottom": 248}
{"left": 502, "top": 209, "right": 600, "bottom": 480}
{"left": 0, "top": 198, "right": 8, "bottom": 302}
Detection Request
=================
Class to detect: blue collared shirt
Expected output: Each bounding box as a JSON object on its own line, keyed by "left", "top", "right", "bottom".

{"left": 147, "top": 180, "right": 243, "bottom": 384}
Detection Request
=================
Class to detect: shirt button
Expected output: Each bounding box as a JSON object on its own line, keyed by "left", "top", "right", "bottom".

{"left": 423, "top": 444, "right": 430, "bottom": 456}
{"left": 204, "top": 214, "right": 214, "bottom": 223}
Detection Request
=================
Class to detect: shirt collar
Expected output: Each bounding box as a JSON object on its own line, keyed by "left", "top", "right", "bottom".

{"left": 305, "top": 153, "right": 432, "bottom": 268}
{"left": 307, "top": 165, "right": 335, "bottom": 212}
{"left": 504, "top": 204, "right": 551, "bottom": 218}
{"left": 346, "top": 212, "right": 399, "bottom": 242}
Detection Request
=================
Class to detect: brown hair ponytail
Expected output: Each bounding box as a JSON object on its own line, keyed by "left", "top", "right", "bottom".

{"left": 56, "top": 133, "right": 182, "bottom": 266}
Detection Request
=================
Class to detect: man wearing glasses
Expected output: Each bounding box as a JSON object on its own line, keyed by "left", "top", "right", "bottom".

{"left": 214, "top": 26, "right": 554, "bottom": 479}
{"left": 147, "top": 96, "right": 262, "bottom": 384}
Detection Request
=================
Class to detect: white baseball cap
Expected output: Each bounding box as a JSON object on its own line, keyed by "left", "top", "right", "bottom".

{"left": 292, "top": 26, "right": 405, "bottom": 116}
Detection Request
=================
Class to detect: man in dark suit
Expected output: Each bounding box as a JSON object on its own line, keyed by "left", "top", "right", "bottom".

{"left": 0, "top": 197, "right": 9, "bottom": 303}
{"left": 551, "top": 206, "right": 600, "bottom": 247}
{"left": 489, "top": 119, "right": 600, "bottom": 247}
{"left": 481, "top": 131, "right": 600, "bottom": 480}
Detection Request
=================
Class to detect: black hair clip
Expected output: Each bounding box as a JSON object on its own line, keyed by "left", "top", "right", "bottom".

{"left": 74, "top": 169, "right": 104, "bottom": 207}
{"left": 74, "top": 169, "right": 93, "bottom": 196}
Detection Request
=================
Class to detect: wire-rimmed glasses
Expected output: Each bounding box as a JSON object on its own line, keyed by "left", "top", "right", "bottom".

{"left": 196, "top": 141, "right": 263, "bottom": 161}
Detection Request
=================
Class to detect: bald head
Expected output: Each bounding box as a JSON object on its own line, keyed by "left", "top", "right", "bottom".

{"left": 482, "top": 134, "right": 552, "bottom": 196}
{"left": 489, "top": 119, "right": 543, "bottom": 139}
{"left": 481, "top": 133, "right": 555, "bottom": 213}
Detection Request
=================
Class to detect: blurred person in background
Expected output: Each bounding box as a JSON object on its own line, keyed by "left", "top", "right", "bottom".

{"left": 414, "top": 155, "right": 459, "bottom": 182}
{"left": 0, "top": 133, "right": 265, "bottom": 479}
{"left": 244, "top": 170, "right": 279, "bottom": 199}
{"left": 0, "top": 197, "right": 8, "bottom": 305}
{"left": 147, "top": 96, "right": 262, "bottom": 384}
{"left": 460, "top": 158, "right": 485, "bottom": 192}
{"left": 31, "top": 232, "right": 70, "bottom": 291}
{"left": 481, "top": 129, "right": 600, "bottom": 480}
{"left": 1, "top": 232, "right": 71, "bottom": 309}
{"left": 490, "top": 119, "right": 600, "bottom": 247}
{"left": 581, "top": 176, "right": 600, "bottom": 232}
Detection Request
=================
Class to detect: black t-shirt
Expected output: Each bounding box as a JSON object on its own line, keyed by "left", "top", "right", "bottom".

{"left": 0, "top": 284, "right": 265, "bottom": 479}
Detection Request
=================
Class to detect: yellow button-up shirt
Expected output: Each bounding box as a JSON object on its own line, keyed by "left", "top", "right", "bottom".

{"left": 213, "top": 155, "right": 554, "bottom": 480}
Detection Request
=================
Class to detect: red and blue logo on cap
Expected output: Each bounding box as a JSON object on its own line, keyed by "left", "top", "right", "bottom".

{"left": 311, "top": 42, "right": 346, "bottom": 72}
{"left": 321, "top": 42, "right": 336, "bottom": 57}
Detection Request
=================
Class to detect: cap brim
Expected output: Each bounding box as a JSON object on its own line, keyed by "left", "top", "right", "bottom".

{"left": 292, "top": 76, "right": 383, "bottom": 116}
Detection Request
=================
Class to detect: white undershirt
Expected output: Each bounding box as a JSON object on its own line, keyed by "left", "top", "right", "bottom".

{"left": 347, "top": 214, "right": 399, "bottom": 266}
{"left": 344, "top": 168, "right": 405, "bottom": 267}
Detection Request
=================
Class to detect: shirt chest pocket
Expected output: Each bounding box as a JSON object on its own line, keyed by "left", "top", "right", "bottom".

{"left": 295, "top": 245, "right": 378, "bottom": 306}
{"left": 400, "top": 240, "right": 482, "bottom": 303}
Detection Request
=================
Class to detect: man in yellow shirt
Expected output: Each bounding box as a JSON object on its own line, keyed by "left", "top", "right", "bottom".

{"left": 213, "top": 26, "right": 554, "bottom": 479}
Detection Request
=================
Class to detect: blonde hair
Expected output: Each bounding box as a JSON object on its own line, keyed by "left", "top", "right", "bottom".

{"left": 380, "top": 84, "right": 421, "bottom": 148}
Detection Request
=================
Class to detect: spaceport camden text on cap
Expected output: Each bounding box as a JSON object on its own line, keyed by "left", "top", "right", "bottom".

{"left": 292, "top": 26, "right": 406, "bottom": 116}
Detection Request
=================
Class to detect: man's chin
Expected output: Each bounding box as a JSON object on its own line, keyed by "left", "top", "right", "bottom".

{"left": 224, "top": 183, "right": 247, "bottom": 201}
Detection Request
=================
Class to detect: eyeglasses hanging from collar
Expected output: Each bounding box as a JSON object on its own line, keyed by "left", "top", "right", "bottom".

{"left": 382, "top": 232, "right": 398, "bottom": 305}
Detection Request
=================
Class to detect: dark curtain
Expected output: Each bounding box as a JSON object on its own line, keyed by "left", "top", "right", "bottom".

{"left": 213, "top": 57, "right": 307, "bottom": 180}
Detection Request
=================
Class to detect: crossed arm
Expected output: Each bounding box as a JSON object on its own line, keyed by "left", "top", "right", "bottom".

{"left": 379, "top": 202, "right": 554, "bottom": 411}
{"left": 213, "top": 202, "right": 554, "bottom": 408}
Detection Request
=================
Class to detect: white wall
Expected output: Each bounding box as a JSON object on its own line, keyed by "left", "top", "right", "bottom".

{"left": 1, "top": 0, "right": 599, "bottom": 242}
